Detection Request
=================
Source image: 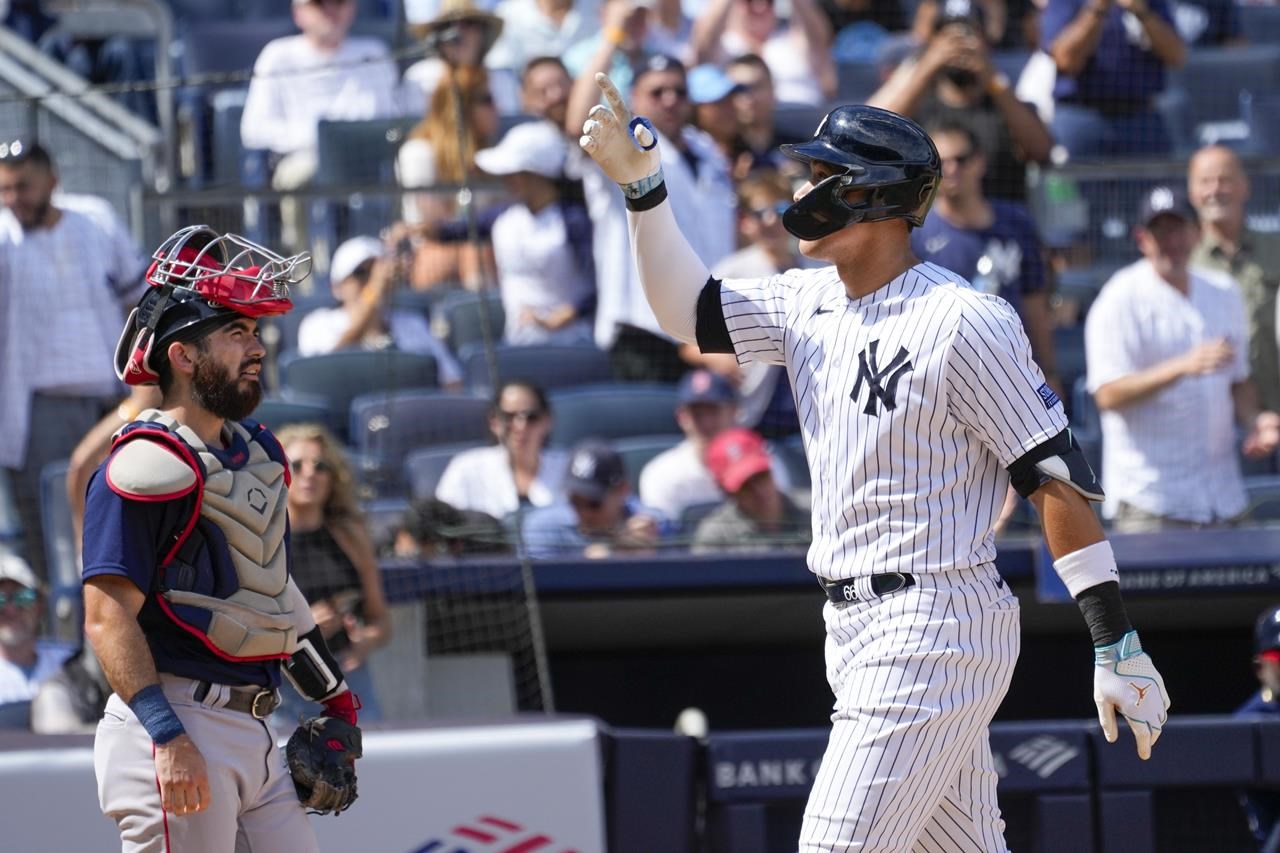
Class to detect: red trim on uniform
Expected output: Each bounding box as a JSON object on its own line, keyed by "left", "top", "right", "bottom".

{"left": 154, "top": 594, "right": 291, "bottom": 662}
{"left": 152, "top": 743, "right": 171, "bottom": 852}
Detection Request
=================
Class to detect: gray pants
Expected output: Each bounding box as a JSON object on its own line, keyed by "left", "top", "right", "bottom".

{"left": 94, "top": 674, "right": 318, "bottom": 853}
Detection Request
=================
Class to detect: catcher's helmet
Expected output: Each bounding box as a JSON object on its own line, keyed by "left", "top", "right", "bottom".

{"left": 1256, "top": 605, "right": 1280, "bottom": 655}
{"left": 780, "top": 105, "right": 941, "bottom": 240}
{"left": 114, "top": 225, "right": 310, "bottom": 385}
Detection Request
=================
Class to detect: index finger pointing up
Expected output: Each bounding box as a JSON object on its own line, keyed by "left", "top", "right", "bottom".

{"left": 595, "top": 72, "right": 631, "bottom": 123}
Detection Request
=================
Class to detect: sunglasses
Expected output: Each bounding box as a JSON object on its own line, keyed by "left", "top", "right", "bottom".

{"left": 0, "top": 588, "right": 37, "bottom": 609}
{"left": 746, "top": 201, "right": 790, "bottom": 220}
{"left": 941, "top": 150, "right": 977, "bottom": 167}
{"left": 645, "top": 85, "right": 688, "bottom": 100}
{"left": 497, "top": 408, "right": 545, "bottom": 424}
{"left": 290, "top": 458, "right": 333, "bottom": 474}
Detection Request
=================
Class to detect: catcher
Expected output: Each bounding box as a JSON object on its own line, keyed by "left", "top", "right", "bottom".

{"left": 82, "top": 226, "right": 361, "bottom": 852}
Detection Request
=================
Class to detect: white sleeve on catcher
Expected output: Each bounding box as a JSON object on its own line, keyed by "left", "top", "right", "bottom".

{"left": 626, "top": 199, "right": 709, "bottom": 345}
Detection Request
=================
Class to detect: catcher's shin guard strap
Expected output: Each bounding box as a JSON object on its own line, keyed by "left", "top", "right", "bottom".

{"left": 1077, "top": 580, "right": 1134, "bottom": 648}
{"left": 284, "top": 626, "right": 345, "bottom": 703}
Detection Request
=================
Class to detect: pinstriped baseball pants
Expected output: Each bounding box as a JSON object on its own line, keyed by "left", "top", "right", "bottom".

{"left": 800, "top": 565, "right": 1019, "bottom": 853}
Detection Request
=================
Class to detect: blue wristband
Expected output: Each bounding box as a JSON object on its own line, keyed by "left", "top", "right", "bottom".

{"left": 128, "top": 684, "right": 186, "bottom": 745}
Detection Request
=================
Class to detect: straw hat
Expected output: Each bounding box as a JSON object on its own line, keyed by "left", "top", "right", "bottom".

{"left": 410, "top": 0, "right": 504, "bottom": 56}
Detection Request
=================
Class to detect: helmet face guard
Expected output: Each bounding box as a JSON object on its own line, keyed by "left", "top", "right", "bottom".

{"left": 115, "top": 225, "right": 311, "bottom": 385}
{"left": 782, "top": 169, "right": 924, "bottom": 241}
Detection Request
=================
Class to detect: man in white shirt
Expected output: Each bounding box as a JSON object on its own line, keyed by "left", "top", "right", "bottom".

{"left": 240, "top": 0, "right": 404, "bottom": 244}
{"left": 296, "top": 235, "right": 464, "bottom": 388}
{"left": 0, "top": 552, "right": 73, "bottom": 729}
{"left": 568, "top": 53, "right": 735, "bottom": 381}
{"left": 639, "top": 368, "right": 791, "bottom": 520}
{"left": 1085, "top": 185, "right": 1280, "bottom": 531}
{"left": 0, "top": 141, "right": 143, "bottom": 579}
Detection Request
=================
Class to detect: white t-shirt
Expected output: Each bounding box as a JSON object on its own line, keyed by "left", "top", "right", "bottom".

{"left": 639, "top": 438, "right": 793, "bottom": 520}
{"left": 0, "top": 208, "right": 142, "bottom": 467}
{"left": 435, "top": 445, "right": 568, "bottom": 518}
{"left": 295, "top": 306, "right": 464, "bottom": 385}
{"left": 583, "top": 125, "right": 735, "bottom": 347}
{"left": 1086, "top": 260, "right": 1250, "bottom": 523}
{"left": 492, "top": 202, "right": 595, "bottom": 345}
{"left": 240, "top": 35, "right": 404, "bottom": 155}
{"left": 0, "top": 642, "right": 75, "bottom": 729}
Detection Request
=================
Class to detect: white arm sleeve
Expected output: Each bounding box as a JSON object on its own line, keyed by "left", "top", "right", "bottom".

{"left": 626, "top": 198, "right": 711, "bottom": 346}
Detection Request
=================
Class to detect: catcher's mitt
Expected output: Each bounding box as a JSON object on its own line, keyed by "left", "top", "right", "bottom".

{"left": 285, "top": 715, "right": 362, "bottom": 815}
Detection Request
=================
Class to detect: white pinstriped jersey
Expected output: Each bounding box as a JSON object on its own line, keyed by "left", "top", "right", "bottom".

{"left": 719, "top": 262, "right": 1068, "bottom": 580}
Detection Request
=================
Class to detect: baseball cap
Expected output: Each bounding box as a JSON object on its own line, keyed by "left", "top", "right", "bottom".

{"left": 705, "top": 428, "right": 772, "bottom": 494}
{"left": 687, "top": 64, "right": 745, "bottom": 105}
{"left": 1137, "top": 185, "right": 1197, "bottom": 228}
{"left": 934, "top": 0, "right": 986, "bottom": 31}
{"left": 678, "top": 369, "right": 738, "bottom": 407}
{"left": 329, "top": 236, "right": 382, "bottom": 286}
{"left": 0, "top": 551, "right": 38, "bottom": 590}
{"left": 564, "top": 441, "right": 627, "bottom": 501}
{"left": 631, "top": 54, "right": 686, "bottom": 89}
{"left": 1256, "top": 605, "right": 1280, "bottom": 656}
{"left": 474, "top": 120, "right": 567, "bottom": 179}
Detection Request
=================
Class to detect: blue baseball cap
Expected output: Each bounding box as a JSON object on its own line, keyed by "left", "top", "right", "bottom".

{"left": 687, "top": 64, "right": 744, "bottom": 105}
{"left": 678, "top": 369, "right": 738, "bottom": 406}
{"left": 564, "top": 440, "right": 627, "bottom": 501}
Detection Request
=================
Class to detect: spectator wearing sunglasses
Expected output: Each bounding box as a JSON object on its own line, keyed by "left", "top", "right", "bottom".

{"left": 522, "top": 440, "right": 667, "bottom": 558}
{"left": 274, "top": 424, "right": 389, "bottom": 722}
{"left": 296, "top": 235, "right": 464, "bottom": 389}
{"left": 0, "top": 552, "right": 73, "bottom": 729}
{"left": 435, "top": 380, "right": 569, "bottom": 519}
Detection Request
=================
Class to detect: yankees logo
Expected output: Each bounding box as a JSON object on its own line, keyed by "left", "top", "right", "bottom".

{"left": 851, "top": 340, "right": 913, "bottom": 416}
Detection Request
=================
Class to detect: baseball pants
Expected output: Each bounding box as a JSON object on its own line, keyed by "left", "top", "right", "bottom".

{"left": 94, "top": 673, "right": 319, "bottom": 853}
{"left": 801, "top": 564, "right": 1020, "bottom": 852}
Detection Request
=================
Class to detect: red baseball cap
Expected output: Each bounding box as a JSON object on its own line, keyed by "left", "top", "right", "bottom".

{"left": 705, "top": 428, "right": 772, "bottom": 494}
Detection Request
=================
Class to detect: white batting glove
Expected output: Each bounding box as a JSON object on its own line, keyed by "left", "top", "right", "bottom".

{"left": 1093, "top": 631, "right": 1170, "bottom": 760}
{"left": 579, "top": 73, "right": 662, "bottom": 188}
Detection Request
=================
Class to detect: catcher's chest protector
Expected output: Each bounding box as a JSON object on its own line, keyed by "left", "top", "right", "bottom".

{"left": 109, "top": 410, "right": 296, "bottom": 660}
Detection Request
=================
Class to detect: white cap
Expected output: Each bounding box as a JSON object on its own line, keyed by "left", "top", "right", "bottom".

{"left": 329, "top": 236, "right": 383, "bottom": 286}
{"left": 474, "top": 121, "right": 566, "bottom": 180}
{"left": 0, "top": 551, "right": 38, "bottom": 590}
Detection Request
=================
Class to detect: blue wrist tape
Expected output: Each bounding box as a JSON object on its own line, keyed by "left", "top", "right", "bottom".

{"left": 128, "top": 684, "right": 186, "bottom": 745}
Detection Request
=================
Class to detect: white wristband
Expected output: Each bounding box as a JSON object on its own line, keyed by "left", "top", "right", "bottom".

{"left": 1053, "top": 539, "right": 1119, "bottom": 598}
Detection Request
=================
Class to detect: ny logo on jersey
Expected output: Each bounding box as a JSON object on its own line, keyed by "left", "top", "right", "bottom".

{"left": 851, "top": 340, "right": 913, "bottom": 416}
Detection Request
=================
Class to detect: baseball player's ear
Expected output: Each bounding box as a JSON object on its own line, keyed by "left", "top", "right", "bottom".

{"left": 167, "top": 341, "right": 196, "bottom": 376}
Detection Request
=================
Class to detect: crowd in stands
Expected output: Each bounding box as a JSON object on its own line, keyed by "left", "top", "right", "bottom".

{"left": 6, "top": 0, "right": 1280, "bottom": 741}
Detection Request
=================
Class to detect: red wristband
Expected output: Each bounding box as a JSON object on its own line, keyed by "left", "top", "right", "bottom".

{"left": 322, "top": 690, "right": 362, "bottom": 725}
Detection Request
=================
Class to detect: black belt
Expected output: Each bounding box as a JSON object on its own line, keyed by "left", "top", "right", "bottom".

{"left": 822, "top": 572, "right": 915, "bottom": 604}
{"left": 193, "top": 680, "right": 280, "bottom": 719}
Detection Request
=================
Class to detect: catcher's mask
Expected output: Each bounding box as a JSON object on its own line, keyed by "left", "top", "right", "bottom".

{"left": 780, "top": 105, "right": 941, "bottom": 241}
{"left": 114, "top": 225, "right": 310, "bottom": 385}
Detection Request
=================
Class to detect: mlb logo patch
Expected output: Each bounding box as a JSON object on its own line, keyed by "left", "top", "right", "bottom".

{"left": 1036, "top": 382, "right": 1060, "bottom": 410}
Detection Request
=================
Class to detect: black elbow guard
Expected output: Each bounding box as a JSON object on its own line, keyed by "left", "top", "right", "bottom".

{"left": 695, "top": 277, "right": 735, "bottom": 354}
{"left": 284, "top": 626, "right": 346, "bottom": 702}
{"left": 1007, "top": 429, "right": 1104, "bottom": 501}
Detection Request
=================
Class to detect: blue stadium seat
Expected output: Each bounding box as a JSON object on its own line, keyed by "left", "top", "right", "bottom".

{"left": 178, "top": 18, "right": 295, "bottom": 78}
{"left": 349, "top": 391, "right": 493, "bottom": 460}
{"left": 1241, "top": 6, "right": 1280, "bottom": 44}
{"left": 280, "top": 350, "right": 439, "bottom": 418}
{"left": 405, "top": 441, "right": 489, "bottom": 500}
{"left": 312, "top": 117, "right": 417, "bottom": 245}
{"left": 39, "top": 459, "right": 80, "bottom": 636}
{"left": 438, "top": 291, "right": 506, "bottom": 354}
{"left": 613, "top": 434, "right": 682, "bottom": 490}
{"left": 251, "top": 396, "right": 339, "bottom": 435}
{"left": 461, "top": 343, "right": 614, "bottom": 395}
{"left": 360, "top": 497, "right": 412, "bottom": 552}
{"left": 1164, "top": 45, "right": 1280, "bottom": 152}
{"left": 547, "top": 383, "right": 682, "bottom": 448}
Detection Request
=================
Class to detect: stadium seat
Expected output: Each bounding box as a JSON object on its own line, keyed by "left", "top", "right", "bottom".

{"left": 1164, "top": 46, "right": 1280, "bottom": 153}
{"left": 280, "top": 350, "right": 439, "bottom": 417}
{"left": 405, "top": 442, "right": 490, "bottom": 500}
{"left": 1241, "top": 5, "right": 1280, "bottom": 44}
{"left": 613, "top": 434, "right": 682, "bottom": 490}
{"left": 359, "top": 497, "right": 412, "bottom": 552}
{"left": 1245, "top": 475, "right": 1280, "bottom": 521}
{"left": 313, "top": 117, "right": 417, "bottom": 246}
{"left": 350, "top": 391, "right": 493, "bottom": 460}
{"left": 438, "top": 291, "right": 506, "bottom": 354}
{"left": 251, "top": 396, "right": 338, "bottom": 435}
{"left": 547, "top": 383, "right": 682, "bottom": 448}
{"left": 39, "top": 460, "right": 80, "bottom": 638}
{"left": 461, "top": 343, "right": 614, "bottom": 395}
{"left": 178, "top": 18, "right": 295, "bottom": 78}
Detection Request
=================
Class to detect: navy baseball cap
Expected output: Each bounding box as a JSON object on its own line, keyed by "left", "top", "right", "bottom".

{"left": 1137, "top": 186, "right": 1197, "bottom": 228}
{"left": 934, "top": 0, "right": 986, "bottom": 32}
{"left": 564, "top": 440, "right": 626, "bottom": 501}
{"left": 678, "top": 369, "right": 738, "bottom": 407}
{"left": 631, "top": 54, "right": 686, "bottom": 89}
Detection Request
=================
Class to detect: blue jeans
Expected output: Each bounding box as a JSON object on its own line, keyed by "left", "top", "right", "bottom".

{"left": 1052, "top": 103, "right": 1172, "bottom": 159}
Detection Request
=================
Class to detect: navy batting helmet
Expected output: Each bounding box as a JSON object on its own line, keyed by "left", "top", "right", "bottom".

{"left": 1256, "top": 605, "right": 1280, "bottom": 656}
{"left": 780, "top": 105, "right": 941, "bottom": 240}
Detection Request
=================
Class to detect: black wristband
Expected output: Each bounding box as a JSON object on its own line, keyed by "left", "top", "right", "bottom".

{"left": 625, "top": 181, "right": 668, "bottom": 212}
{"left": 1076, "top": 580, "right": 1134, "bottom": 647}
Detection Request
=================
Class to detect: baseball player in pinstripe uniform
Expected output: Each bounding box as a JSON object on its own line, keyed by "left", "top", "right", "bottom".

{"left": 580, "top": 77, "right": 1172, "bottom": 851}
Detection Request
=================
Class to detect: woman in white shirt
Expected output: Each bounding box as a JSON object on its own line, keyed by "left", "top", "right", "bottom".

{"left": 396, "top": 64, "right": 500, "bottom": 290}
{"left": 435, "top": 380, "right": 568, "bottom": 519}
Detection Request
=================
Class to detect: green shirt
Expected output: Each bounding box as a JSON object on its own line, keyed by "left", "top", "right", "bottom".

{"left": 691, "top": 497, "right": 811, "bottom": 554}
{"left": 1193, "top": 229, "right": 1280, "bottom": 412}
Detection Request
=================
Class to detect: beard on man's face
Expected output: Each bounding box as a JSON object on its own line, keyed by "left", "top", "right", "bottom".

{"left": 191, "top": 351, "right": 262, "bottom": 422}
